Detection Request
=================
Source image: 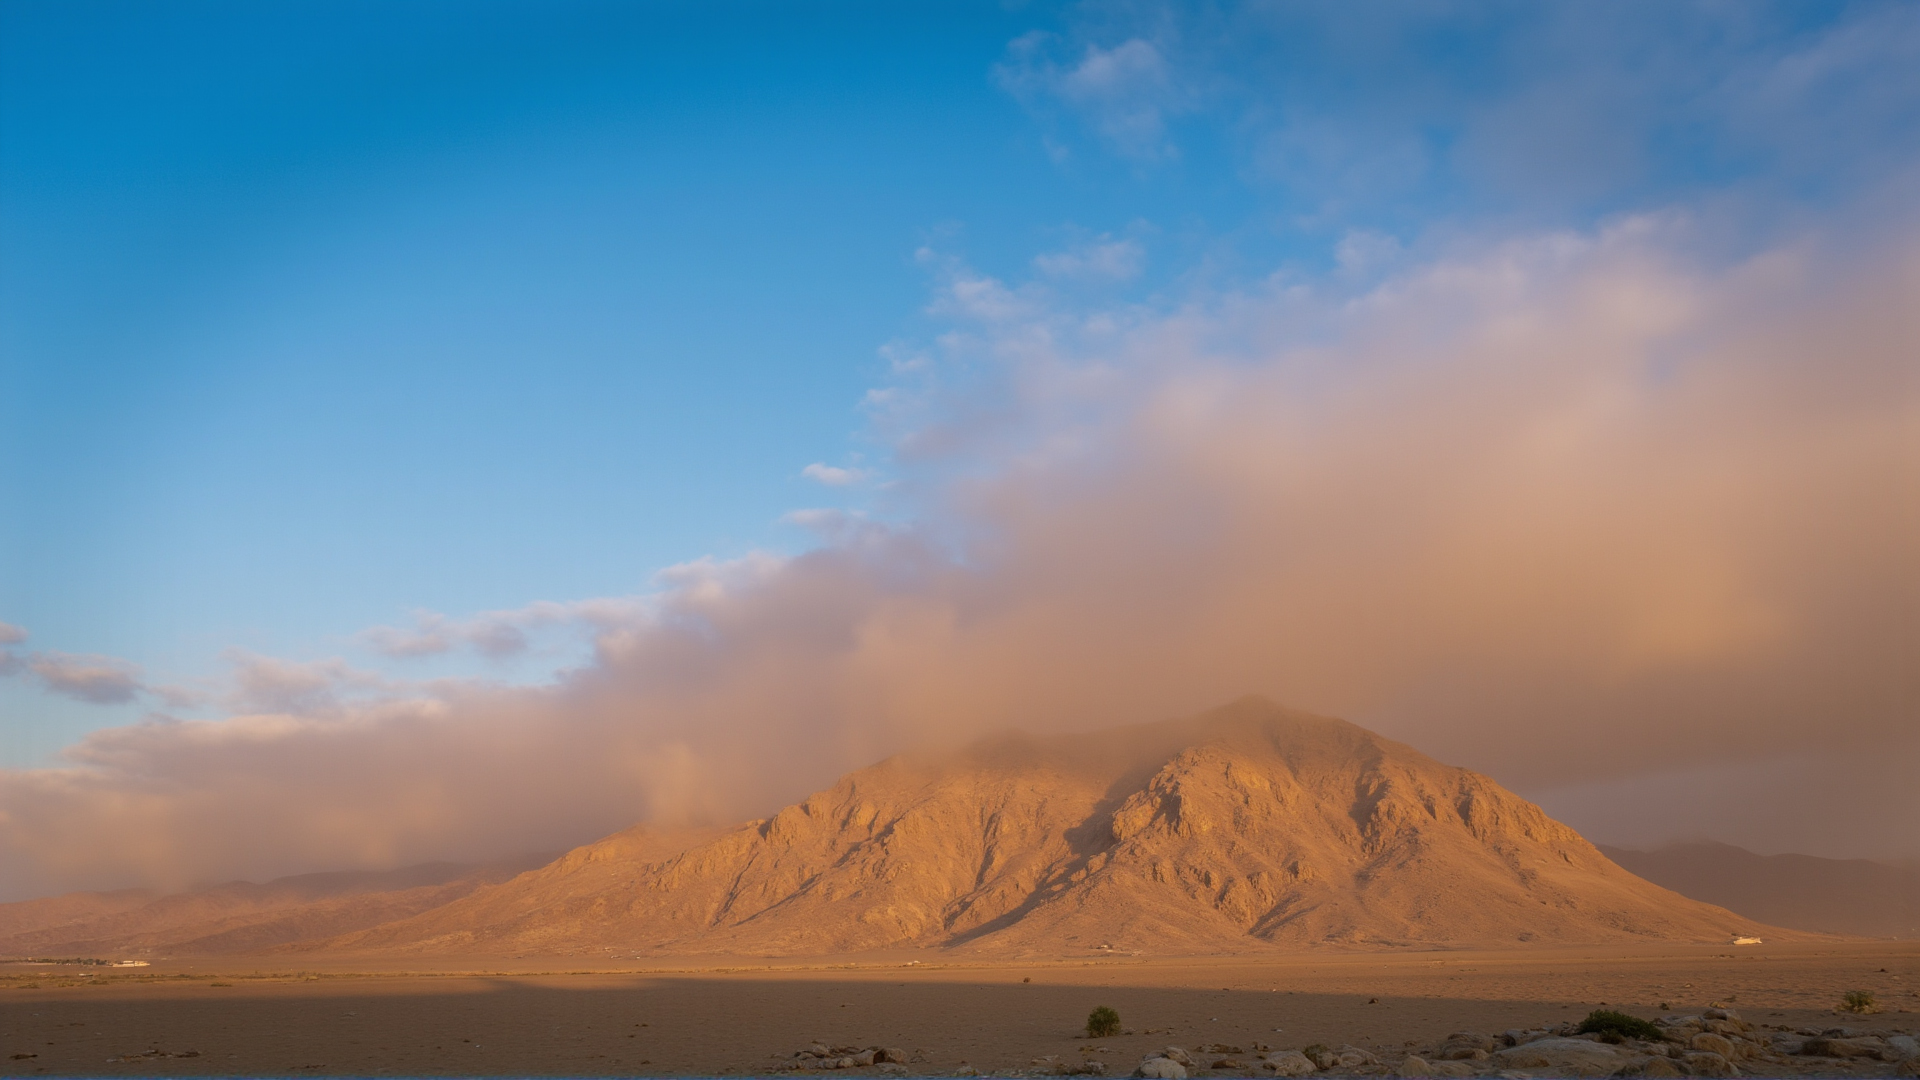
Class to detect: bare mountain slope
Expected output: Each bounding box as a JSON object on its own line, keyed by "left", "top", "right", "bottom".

{"left": 321, "top": 699, "right": 1793, "bottom": 957}
{"left": 1600, "top": 841, "right": 1920, "bottom": 939}
{"left": 0, "top": 856, "right": 550, "bottom": 958}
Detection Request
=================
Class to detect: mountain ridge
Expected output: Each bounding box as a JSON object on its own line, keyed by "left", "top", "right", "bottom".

{"left": 306, "top": 698, "right": 1798, "bottom": 957}
{"left": 0, "top": 856, "right": 552, "bottom": 957}
{"left": 4, "top": 699, "right": 1813, "bottom": 960}
{"left": 1599, "top": 841, "right": 1919, "bottom": 939}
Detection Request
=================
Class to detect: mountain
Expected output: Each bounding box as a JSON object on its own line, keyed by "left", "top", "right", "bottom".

{"left": 314, "top": 698, "right": 1793, "bottom": 957}
{"left": 1599, "top": 841, "right": 1920, "bottom": 939}
{"left": 0, "top": 856, "right": 550, "bottom": 958}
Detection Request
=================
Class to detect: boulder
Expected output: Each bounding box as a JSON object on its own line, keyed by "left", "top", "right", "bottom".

{"left": 1768, "top": 1034, "right": 1805, "bottom": 1055}
{"left": 1210, "top": 1060, "right": 1246, "bottom": 1071}
{"left": 1492, "top": 1037, "right": 1630, "bottom": 1076}
{"left": 1160, "top": 1048, "right": 1196, "bottom": 1067}
{"left": 1702, "top": 1020, "right": 1745, "bottom": 1039}
{"left": 1702, "top": 1009, "right": 1742, "bottom": 1025}
{"left": 1890, "top": 1035, "right": 1920, "bottom": 1061}
{"left": 852, "top": 1050, "right": 879, "bottom": 1067}
{"left": 1136, "top": 1058, "right": 1188, "bottom": 1080}
{"left": 1394, "top": 1056, "right": 1432, "bottom": 1078}
{"left": 1898, "top": 1057, "right": 1920, "bottom": 1080}
{"left": 1623, "top": 1057, "right": 1685, "bottom": 1078}
{"left": 1681, "top": 1051, "right": 1734, "bottom": 1077}
{"left": 1689, "top": 1033, "right": 1735, "bottom": 1059}
{"left": 1260, "top": 1051, "right": 1316, "bottom": 1076}
{"left": 1331, "top": 1046, "right": 1380, "bottom": 1067}
{"left": 879, "top": 1048, "right": 909, "bottom": 1064}
{"left": 1802, "top": 1036, "right": 1888, "bottom": 1060}
{"left": 1439, "top": 1033, "right": 1497, "bottom": 1057}
{"left": 1303, "top": 1048, "right": 1336, "bottom": 1071}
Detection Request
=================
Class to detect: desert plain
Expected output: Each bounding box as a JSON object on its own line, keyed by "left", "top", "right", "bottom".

{"left": 4, "top": 941, "right": 1916, "bottom": 1078}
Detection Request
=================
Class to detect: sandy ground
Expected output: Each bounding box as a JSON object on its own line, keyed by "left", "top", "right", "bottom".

{"left": 2, "top": 941, "right": 1914, "bottom": 1077}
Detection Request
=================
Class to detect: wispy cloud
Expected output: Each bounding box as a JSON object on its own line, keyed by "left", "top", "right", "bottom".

{"left": 26, "top": 652, "right": 144, "bottom": 705}
{"left": 221, "top": 651, "right": 393, "bottom": 715}
{"left": 801, "top": 463, "right": 869, "bottom": 486}
{"left": 998, "top": 34, "right": 1188, "bottom": 160}
{"left": 0, "top": 621, "right": 27, "bottom": 646}
{"left": 359, "top": 598, "right": 647, "bottom": 660}
{"left": 1034, "top": 235, "right": 1144, "bottom": 281}
{"left": 1003, "top": 5, "right": 1920, "bottom": 221}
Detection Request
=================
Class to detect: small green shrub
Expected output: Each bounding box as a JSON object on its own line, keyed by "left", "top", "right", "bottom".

{"left": 1840, "top": 990, "right": 1878, "bottom": 1015}
{"left": 1576, "top": 1009, "right": 1665, "bottom": 1042}
{"left": 1086, "top": 1006, "right": 1121, "bottom": 1038}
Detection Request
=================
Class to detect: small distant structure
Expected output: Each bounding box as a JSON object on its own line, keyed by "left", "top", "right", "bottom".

{"left": 109, "top": 960, "right": 151, "bottom": 967}
{"left": 1731, "top": 936, "right": 1763, "bottom": 945}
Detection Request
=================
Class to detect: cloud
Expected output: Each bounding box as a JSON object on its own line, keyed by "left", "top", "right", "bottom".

{"left": 1334, "top": 229, "right": 1402, "bottom": 277}
{"left": 1006, "top": 5, "right": 1920, "bottom": 220}
{"left": 360, "top": 598, "right": 647, "bottom": 660}
{"left": 222, "top": 651, "right": 391, "bottom": 715}
{"left": 25, "top": 652, "right": 145, "bottom": 705}
{"left": 801, "top": 463, "right": 868, "bottom": 487}
{"left": 0, "top": 621, "right": 26, "bottom": 645}
{"left": 1, "top": 212, "right": 1913, "bottom": 899}
{"left": 1034, "top": 236, "right": 1144, "bottom": 281}
{"left": 998, "top": 34, "right": 1188, "bottom": 160}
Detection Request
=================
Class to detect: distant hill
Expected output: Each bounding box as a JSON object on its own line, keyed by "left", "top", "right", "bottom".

{"left": 0, "top": 856, "right": 551, "bottom": 958}
{"left": 314, "top": 698, "right": 1796, "bottom": 957}
{"left": 1598, "top": 841, "right": 1919, "bottom": 939}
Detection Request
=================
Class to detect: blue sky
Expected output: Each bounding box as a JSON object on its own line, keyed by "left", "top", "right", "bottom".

{"left": 2, "top": 1, "right": 1917, "bottom": 883}
{"left": 2, "top": 0, "right": 1067, "bottom": 756}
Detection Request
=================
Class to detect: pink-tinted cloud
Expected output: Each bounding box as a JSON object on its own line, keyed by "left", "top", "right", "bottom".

{"left": 1, "top": 216, "right": 1913, "bottom": 900}
{"left": 25, "top": 652, "right": 145, "bottom": 705}
{"left": 359, "top": 599, "right": 647, "bottom": 660}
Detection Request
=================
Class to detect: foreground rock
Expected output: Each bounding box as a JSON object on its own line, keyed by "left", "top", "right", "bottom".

{"left": 784, "top": 1044, "right": 911, "bottom": 1070}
